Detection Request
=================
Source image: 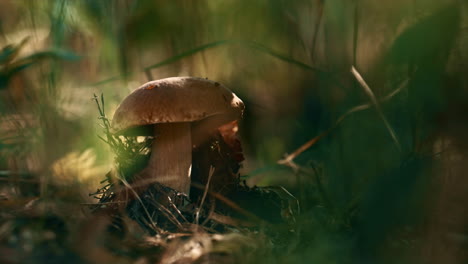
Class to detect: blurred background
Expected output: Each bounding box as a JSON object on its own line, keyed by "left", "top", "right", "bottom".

{"left": 0, "top": 0, "right": 467, "bottom": 263}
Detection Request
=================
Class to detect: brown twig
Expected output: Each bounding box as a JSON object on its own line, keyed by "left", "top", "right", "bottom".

{"left": 195, "top": 166, "right": 215, "bottom": 225}
{"left": 208, "top": 212, "right": 257, "bottom": 227}
{"left": 201, "top": 201, "right": 216, "bottom": 227}
{"left": 277, "top": 129, "right": 332, "bottom": 171}
{"left": 191, "top": 182, "right": 265, "bottom": 225}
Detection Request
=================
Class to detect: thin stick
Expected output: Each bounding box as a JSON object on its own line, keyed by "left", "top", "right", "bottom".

{"left": 201, "top": 201, "right": 216, "bottom": 227}
{"left": 191, "top": 182, "right": 265, "bottom": 224}
{"left": 195, "top": 166, "right": 215, "bottom": 225}
{"left": 118, "top": 176, "right": 162, "bottom": 233}
{"left": 208, "top": 212, "right": 256, "bottom": 227}
{"left": 167, "top": 197, "right": 189, "bottom": 224}
{"left": 278, "top": 129, "right": 332, "bottom": 169}
{"left": 146, "top": 197, "right": 183, "bottom": 230}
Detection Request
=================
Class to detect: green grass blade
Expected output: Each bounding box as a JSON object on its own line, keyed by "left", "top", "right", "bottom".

{"left": 144, "top": 40, "right": 234, "bottom": 71}
{"left": 93, "top": 39, "right": 329, "bottom": 86}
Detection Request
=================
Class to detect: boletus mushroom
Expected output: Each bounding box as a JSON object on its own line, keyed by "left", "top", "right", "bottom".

{"left": 112, "top": 77, "right": 244, "bottom": 195}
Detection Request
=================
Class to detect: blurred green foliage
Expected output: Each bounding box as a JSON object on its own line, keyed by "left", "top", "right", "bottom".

{"left": 1, "top": 0, "right": 468, "bottom": 263}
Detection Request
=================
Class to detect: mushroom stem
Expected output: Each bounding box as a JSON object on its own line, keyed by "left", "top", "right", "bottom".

{"left": 148, "top": 122, "right": 192, "bottom": 194}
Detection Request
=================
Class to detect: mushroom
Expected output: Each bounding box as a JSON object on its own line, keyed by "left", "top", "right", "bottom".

{"left": 111, "top": 77, "right": 244, "bottom": 195}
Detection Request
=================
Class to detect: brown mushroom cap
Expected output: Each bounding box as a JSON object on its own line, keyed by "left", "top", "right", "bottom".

{"left": 112, "top": 77, "right": 244, "bottom": 134}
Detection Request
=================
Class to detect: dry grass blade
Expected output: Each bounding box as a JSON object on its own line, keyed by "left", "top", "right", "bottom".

{"left": 118, "top": 176, "right": 163, "bottom": 233}
{"left": 351, "top": 66, "right": 401, "bottom": 151}
{"left": 278, "top": 130, "right": 331, "bottom": 170}
{"left": 208, "top": 212, "right": 256, "bottom": 227}
{"left": 92, "top": 39, "right": 330, "bottom": 86}
{"left": 191, "top": 182, "right": 265, "bottom": 225}
{"left": 278, "top": 77, "right": 408, "bottom": 167}
{"left": 195, "top": 166, "right": 215, "bottom": 225}
{"left": 146, "top": 198, "right": 183, "bottom": 230}
{"left": 167, "top": 198, "right": 189, "bottom": 224}
{"left": 335, "top": 78, "right": 409, "bottom": 125}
